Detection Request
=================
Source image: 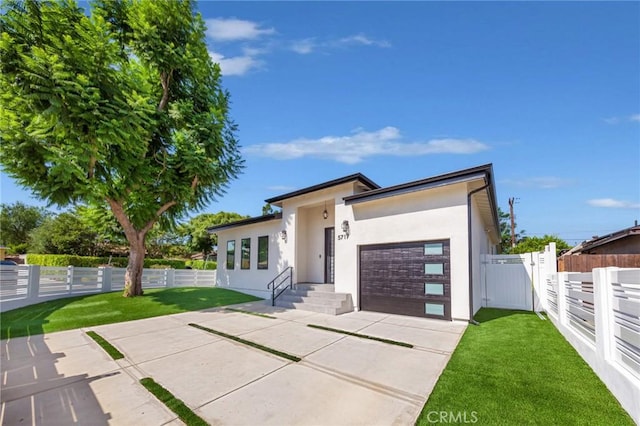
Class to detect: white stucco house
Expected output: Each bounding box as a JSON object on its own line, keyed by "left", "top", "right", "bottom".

{"left": 208, "top": 163, "right": 500, "bottom": 322}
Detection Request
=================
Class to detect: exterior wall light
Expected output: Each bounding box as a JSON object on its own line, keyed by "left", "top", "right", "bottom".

{"left": 280, "top": 230, "right": 287, "bottom": 241}
{"left": 341, "top": 220, "right": 350, "bottom": 237}
{"left": 323, "top": 201, "right": 329, "bottom": 220}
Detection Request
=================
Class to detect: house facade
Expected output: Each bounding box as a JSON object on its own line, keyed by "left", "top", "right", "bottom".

{"left": 209, "top": 164, "right": 500, "bottom": 322}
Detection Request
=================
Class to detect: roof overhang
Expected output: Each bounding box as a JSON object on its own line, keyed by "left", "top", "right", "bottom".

{"left": 207, "top": 212, "right": 282, "bottom": 233}
{"left": 265, "top": 173, "right": 379, "bottom": 207}
{"left": 344, "top": 164, "right": 500, "bottom": 243}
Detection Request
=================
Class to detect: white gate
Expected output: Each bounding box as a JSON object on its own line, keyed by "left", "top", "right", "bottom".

{"left": 482, "top": 255, "right": 533, "bottom": 310}
{"left": 481, "top": 244, "right": 557, "bottom": 312}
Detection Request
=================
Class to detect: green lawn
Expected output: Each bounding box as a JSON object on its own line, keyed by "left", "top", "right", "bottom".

{"left": 416, "top": 309, "right": 634, "bottom": 425}
{"left": 1, "top": 287, "right": 260, "bottom": 340}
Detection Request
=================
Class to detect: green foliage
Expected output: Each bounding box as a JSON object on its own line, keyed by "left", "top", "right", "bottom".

{"left": 498, "top": 206, "right": 526, "bottom": 253}
{"left": 0, "top": 0, "right": 243, "bottom": 293}
{"left": 8, "top": 243, "right": 28, "bottom": 255}
{"left": 511, "top": 235, "right": 571, "bottom": 255}
{"left": 25, "top": 253, "right": 190, "bottom": 268}
{"left": 262, "top": 203, "right": 275, "bottom": 215}
{"left": 28, "top": 212, "right": 100, "bottom": 255}
{"left": 185, "top": 259, "right": 217, "bottom": 270}
{"left": 0, "top": 202, "right": 50, "bottom": 249}
{"left": 180, "top": 211, "right": 248, "bottom": 254}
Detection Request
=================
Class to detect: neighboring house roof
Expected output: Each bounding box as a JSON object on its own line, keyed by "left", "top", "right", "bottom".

{"left": 264, "top": 173, "right": 380, "bottom": 206}
{"left": 208, "top": 212, "right": 282, "bottom": 233}
{"left": 565, "top": 224, "right": 640, "bottom": 254}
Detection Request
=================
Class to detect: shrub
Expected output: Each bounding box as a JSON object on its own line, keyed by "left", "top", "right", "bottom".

{"left": 26, "top": 254, "right": 189, "bottom": 269}
{"left": 185, "top": 260, "right": 217, "bottom": 270}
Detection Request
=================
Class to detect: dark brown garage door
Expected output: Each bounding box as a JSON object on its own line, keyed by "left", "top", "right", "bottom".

{"left": 359, "top": 240, "right": 451, "bottom": 320}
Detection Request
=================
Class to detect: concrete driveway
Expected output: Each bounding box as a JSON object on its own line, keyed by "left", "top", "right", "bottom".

{"left": 1, "top": 301, "right": 466, "bottom": 425}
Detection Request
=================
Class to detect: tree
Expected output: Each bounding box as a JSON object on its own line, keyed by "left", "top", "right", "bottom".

{"left": 180, "top": 211, "right": 248, "bottom": 255}
{"left": 511, "top": 235, "right": 571, "bottom": 255}
{"left": 262, "top": 203, "right": 275, "bottom": 215}
{"left": 29, "top": 212, "right": 99, "bottom": 255}
{"left": 498, "top": 207, "right": 525, "bottom": 253}
{"left": 0, "top": 0, "right": 243, "bottom": 296}
{"left": 0, "top": 202, "right": 49, "bottom": 252}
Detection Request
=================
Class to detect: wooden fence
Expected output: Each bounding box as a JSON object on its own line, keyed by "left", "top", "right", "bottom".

{"left": 558, "top": 254, "right": 640, "bottom": 272}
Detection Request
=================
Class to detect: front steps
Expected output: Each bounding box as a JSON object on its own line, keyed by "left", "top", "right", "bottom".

{"left": 274, "top": 284, "right": 354, "bottom": 315}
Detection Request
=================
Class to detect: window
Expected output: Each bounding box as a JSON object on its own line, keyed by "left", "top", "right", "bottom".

{"left": 425, "top": 283, "right": 444, "bottom": 296}
{"left": 424, "top": 263, "right": 444, "bottom": 275}
{"left": 424, "top": 242, "right": 443, "bottom": 255}
{"left": 425, "top": 303, "right": 445, "bottom": 316}
{"left": 258, "top": 236, "right": 269, "bottom": 270}
{"left": 226, "top": 240, "right": 235, "bottom": 269}
{"left": 241, "top": 238, "right": 251, "bottom": 269}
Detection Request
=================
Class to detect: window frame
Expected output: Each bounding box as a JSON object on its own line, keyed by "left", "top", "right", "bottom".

{"left": 257, "top": 235, "right": 269, "bottom": 270}
{"left": 226, "top": 240, "right": 235, "bottom": 270}
{"left": 241, "top": 238, "right": 251, "bottom": 270}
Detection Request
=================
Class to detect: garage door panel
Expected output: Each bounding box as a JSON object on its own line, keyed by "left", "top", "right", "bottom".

{"left": 360, "top": 240, "right": 451, "bottom": 320}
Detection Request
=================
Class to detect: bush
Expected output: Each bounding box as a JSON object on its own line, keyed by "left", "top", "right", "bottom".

{"left": 26, "top": 254, "right": 189, "bottom": 269}
{"left": 185, "top": 260, "right": 217, "bottom": 270}
{"left": 8, "top": 243, "right": 28, "bottom": 254}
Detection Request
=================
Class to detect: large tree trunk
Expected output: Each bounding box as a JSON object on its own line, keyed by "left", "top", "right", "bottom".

{"left": 124, "top": 233, "right": 146, "bottom": 297}
{"left": 106, "top": 197, "right": 176, "bottom": 298}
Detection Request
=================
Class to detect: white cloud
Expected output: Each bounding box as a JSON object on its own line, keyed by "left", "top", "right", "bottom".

{"left": 209, "top": 51, "right": 262, "bottom": 76}
{"left": 587, "top": 198, "right": 640, "bottom": 209}
{"left": 289, "top": 33, "right": 391, "bottom": 55}
{"left": 244, "top": 127, "right": 489, "bottom": 164}
{"left": 290, "top": 38, "right": 316, "bottom": 54}
{"left": 603, "top": 113, "right": 640, "bottom": 124}
{"left": 338, "top": 33, "right": 391, "bottom": 48}
{"left": 500, "top": 177, "right": 573, "bottom": 189}
{"left": 206, "top": 18, "right": 275, "bottom": 41}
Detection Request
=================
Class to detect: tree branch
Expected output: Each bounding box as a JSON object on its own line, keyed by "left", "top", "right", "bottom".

{"left": 191, "top": 175, "right": 199, "bottom": 190}
{"left": 141, "top": 200, "right": 177, "bottom": 235}
{"left": 158, "top": 70, "right": 173, "bottom": 111}
{"left": 106, "top": 197, "right": 137, "bottom": 241}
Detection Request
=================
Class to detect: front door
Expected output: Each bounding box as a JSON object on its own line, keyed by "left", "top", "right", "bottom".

{"left": 324, "top": 227, "right": 335, "bottom": 284}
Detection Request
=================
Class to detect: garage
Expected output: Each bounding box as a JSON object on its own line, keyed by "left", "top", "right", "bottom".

{"left": 359, "top": 239, "right": 451, "bottom": 320}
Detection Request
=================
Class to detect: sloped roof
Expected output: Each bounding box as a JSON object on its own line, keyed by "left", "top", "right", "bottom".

{"left": 568, "top": 225, "right": 640, "bottom": 254}
{"left": 264, "top": 173, "right": 379, "bottom": 205}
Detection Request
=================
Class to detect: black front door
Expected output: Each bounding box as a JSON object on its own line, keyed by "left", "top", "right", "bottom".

{"left": 324, "top": 227, "right": 335, "bottom": 284}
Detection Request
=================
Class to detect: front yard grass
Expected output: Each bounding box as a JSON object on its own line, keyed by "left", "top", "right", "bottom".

{"left": 416, "top": 308, "right": 634, "bottom": 425}
{"left": 1, "top": 287, "right": 260, "bottom": 340}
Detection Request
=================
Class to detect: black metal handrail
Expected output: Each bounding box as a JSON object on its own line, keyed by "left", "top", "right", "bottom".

{"left": 267, "top": 267, "right": 293, "bottom": 306}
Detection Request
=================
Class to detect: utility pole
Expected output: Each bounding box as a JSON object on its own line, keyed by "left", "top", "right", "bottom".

{"left": 508, "top": 197, "right": 516, "bottom": 248}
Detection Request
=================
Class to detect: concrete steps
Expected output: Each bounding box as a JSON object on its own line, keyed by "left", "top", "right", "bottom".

{"left": 274, "top": 283, "right": 354, "bottom": 315}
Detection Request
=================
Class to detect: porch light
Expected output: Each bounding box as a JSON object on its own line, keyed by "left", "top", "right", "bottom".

{"left": 280, "top": 230, "right": 287, "bottom": 241}
{"left": 323, "top": 201, "right": 329, "bottom": 220}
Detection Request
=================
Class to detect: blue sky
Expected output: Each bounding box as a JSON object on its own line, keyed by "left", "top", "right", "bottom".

{"left": 1, "top": 1, "right": 639, "bottom": 244}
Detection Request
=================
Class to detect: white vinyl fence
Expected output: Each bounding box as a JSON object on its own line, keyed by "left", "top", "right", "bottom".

{"left": 481, "top": 243, "right": 557, "bottom": 311}
{"left": 483, "top": 243, "right": 639, "bottom": 423}
{"left": 544, "top": 267, "right": 640, "bottom": 423}
{"left": 0, "top": 265, "right": 216, "bottom": 312}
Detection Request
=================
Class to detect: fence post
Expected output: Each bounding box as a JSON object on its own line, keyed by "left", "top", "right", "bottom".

{"left": 27, "top": 265, "right": 41, "bottom": 302}
{"left": 100, "top": 267, "right": 112, "bottom": 293}
{"left": 556, "top": 271, "right": 568, "bottom": 326}
{"left": 594, "top": 267, "right": 615, "bottom": 362}
{"left": 165, "top": 268, "right": 175, "bottom": 288}
{"left": 67, "top": 265, "right": 74, "bottom": 294}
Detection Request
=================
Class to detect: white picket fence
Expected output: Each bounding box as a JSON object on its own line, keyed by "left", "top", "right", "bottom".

{"left": 0, "top": 265, "right": 216, "bottom": 312}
